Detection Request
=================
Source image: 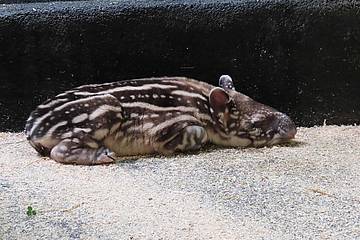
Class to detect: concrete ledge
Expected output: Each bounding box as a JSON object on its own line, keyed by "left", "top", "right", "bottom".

{"left": 1, "top": 0, "right": 359, "bottom": 131}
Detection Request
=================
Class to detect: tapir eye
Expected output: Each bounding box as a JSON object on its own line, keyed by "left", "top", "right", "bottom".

{"left": 252, "top": 120, "right": 265, "bottom": 128}
{"left": 248, "top": 121, "right": 259, "bottom": 130}
{"left": 250, "top": 114, "right": 272, "bottom": 129}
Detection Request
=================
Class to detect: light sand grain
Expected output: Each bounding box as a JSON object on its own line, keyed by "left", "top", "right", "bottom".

{"left": 1, "top": 126, "right": 359, "bottom": 239}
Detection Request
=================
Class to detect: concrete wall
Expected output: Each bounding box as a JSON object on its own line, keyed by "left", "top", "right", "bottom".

{"left": 1, "top": 0, "right": 359, "bottom": 131}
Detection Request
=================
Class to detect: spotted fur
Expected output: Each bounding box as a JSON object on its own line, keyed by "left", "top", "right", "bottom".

{"left": 25, "top": 76, "right": 296, "bottom": 165}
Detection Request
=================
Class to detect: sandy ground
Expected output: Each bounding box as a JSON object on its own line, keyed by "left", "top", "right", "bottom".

{"left": 0, "top": 125, "right": 360, "bottom": 239}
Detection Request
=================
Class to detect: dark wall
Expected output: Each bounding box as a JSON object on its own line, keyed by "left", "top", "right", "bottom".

{"left": 1, "top": 0, "right": 359, "bottom": 131}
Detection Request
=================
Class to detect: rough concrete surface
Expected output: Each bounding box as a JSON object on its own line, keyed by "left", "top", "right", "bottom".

{"left": 2, "top": 0, "right": 360, "bottom": 131}
{"left": 0, "top": 125, "right": 359, "bottom": 239}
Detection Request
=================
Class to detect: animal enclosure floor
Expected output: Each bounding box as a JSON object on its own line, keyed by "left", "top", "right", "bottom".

{"left": 1, "top": 125, "right": 360, "bottom": 239}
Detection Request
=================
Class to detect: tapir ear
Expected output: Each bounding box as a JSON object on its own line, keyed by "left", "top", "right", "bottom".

{"left": 209, "top": 87, "right": 230, "bottom": 113}
{"left": 219, "top": 75, "right": 235, "bottom": 91}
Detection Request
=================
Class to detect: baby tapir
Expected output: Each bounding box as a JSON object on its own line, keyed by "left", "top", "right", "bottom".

{"left": 25, "top": 75, "right": 296, "bottom": 165}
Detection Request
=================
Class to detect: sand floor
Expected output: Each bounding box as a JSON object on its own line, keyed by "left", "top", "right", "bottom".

{"left": 0, "top": 125, "right": 360, "bottom": 239}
